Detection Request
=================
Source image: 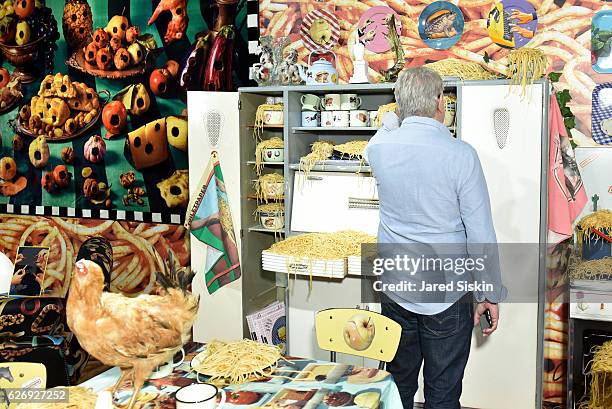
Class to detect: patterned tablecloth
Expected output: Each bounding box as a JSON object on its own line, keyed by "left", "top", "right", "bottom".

{"left": 80, "top": 345, "right": 403, "bottom": 408}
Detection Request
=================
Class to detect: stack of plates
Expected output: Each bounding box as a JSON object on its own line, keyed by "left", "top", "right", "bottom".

{"left": 347, "top": 256, "right": 362, "bottom": 276}
{"left": 262, "top": 250, "right": 346, "bottom": 279}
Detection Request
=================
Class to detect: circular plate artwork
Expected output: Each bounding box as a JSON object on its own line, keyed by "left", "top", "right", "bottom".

{"left": 418, "top": 1, "right": 464, "bottom": 50}
{"left": 486, "top": 0, "right": 537, "bottom": 49}
{"left": 357, "top": 6, "right": 402, "bottom": 53}
{"left": 300, "top": 9, "right": 340, "bottom": 51}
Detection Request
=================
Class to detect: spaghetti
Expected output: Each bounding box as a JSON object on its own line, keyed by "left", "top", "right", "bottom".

{"left": 374, "top": 103, "right": 397, "bottom": 128}
{"left": 506, "top": 48, "right": 548, "bottom": 96}
{"left": 334, "top": 140, "right": 368, "bottom": 159}
{"left": 576, "top": 210, "right": 612, "bottom": 246}
{"left": 15, "top": 387, "right": 97, "bottom": 409}
{"left": 268, "top": 230, "right": 376, "bottom": 260}
{"left": 299, "top": 141, "right": 335, "bottom": 175}
{"left": 581, "top": 340, "right": 612, "bottom": 409}
{"left": 253, "top": 104, "right": 283, "bottom": 140}
{"left": 255, "top": 173, "right": 284, "bottom": 203}
{"left": 192, "top": 339, "right": 283, "bottom": 385}
{"left": 424, "top": 58, "right": 497, "bottom": 80}
{"left": 568, "top": 257, "right": 612, "bottom": 281}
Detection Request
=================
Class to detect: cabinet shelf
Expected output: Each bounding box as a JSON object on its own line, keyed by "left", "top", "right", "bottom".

{"left": 292, "top": 126, "right": 377, "bottom": 133}
{"left": 245, "top": 161, "right": 284, "bottom": 166}
{"left": 247, "top": 124, "right": 284, "bottom": 129}
{"left": 248, "top": 225, "right": 285, "bottom": 234}
{"left": 247, "top": 195, "right": 285, "bottom": 201}
{"left": 289, "top": 162, "right": 371, "bottom": 173}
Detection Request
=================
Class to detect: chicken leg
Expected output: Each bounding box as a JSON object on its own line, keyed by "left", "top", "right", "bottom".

{"left": 124, "top": 361, "right": 156, "bottom": 409}
{"left": 110, "top": 368, "right": 131, "bottom": 397}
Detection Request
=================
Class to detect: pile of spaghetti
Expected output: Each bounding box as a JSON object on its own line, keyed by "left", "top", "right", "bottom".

{"left": 334, "top": 140, "right": 368, "bottom": 160}
{"left": 506, "top": 48, "right": 548, "bottom": 96}
{"left": 374, "top": 103, "right": 397, "bottom": 128}
{"left": 15, "top": 387, "right": 97, "bottom": 409}
{"left": 568, "top": 257, "right": 612, "bottom": 281}
{"left": 253, "top": 104, "right": 283, "bottom": 140}
{"left": 255, "top": 173, "right": 284, "bottom": 202}
{"left": 256, "top": 202, "right": 284, "bottom": 215}
{"left": 269, "top": 230, "right": 376, "bottom": 260}
{"left": 580, "top": 340, "right": 612, "bottom": 409}
{"left": 192, "top": 339, "right": 283, "bottom": 385}
{"left": 255, "top": 137, "right": 284, "bottom": 174}
{"left": 576, "top": 210, "right": 612, "bottom": 246}
{"left": 424, "top": 58, "right": 497, "bottom": 80}
{"left": 299, "top": 141, "right": 335, "bottom": 175}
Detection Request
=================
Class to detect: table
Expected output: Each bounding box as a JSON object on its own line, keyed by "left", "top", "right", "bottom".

{"left": 81, "top": 345, "right": 403, "bottom": 408}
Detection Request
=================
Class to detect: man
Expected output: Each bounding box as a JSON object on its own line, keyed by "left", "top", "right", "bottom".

{"left": 365, "top": 67, "right": 507, "bottom": 409}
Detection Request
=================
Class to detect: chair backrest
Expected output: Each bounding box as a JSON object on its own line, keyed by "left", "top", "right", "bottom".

{"left": 314, "top": 308, "right": 401, "bottom": 363}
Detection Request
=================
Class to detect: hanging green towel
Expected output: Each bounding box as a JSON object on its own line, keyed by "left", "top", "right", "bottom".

{"left": 186, "top": 153, "right": 240, "bottom": 294}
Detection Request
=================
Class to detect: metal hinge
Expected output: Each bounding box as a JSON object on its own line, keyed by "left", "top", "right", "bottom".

{"left": 240, "top": 228, "right": 244, "bottom": 238}
{"left": 238, "top": 100, "right": 242, "bottom": 110}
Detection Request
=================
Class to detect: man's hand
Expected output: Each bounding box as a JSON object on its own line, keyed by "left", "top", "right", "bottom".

{"left": 510, "top": 25, "right": 534, "bottom": 39}
{"left": 510, "top": 10, "right": 534, "bottom": 24}
{"left": 474, "top": 302, "right": 499, "bottom": 336}
{"left": 14, "top": 253, "right": 24, "bottom": 264}
{"left": 11, "top": 267, "right": 26, "bottom": 285}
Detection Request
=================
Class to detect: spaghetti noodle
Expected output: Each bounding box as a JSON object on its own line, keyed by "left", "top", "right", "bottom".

{"left": 15, "top": 387, "right": 97, "bottom": 409}
{"left": 253, "top": 104, "right": 283, "bottom": 140}
{"left": 374, "top": 103, "right": 397, "bottom": 128}
{"left": 581, "top": 340, "right": 612, "bottom": 409}
{"left": 255, "top": 137, "right": 284, "bottom": 175}
{"left": 506, "top": 48, "right": 548, "bottom": 96}
{"left": 576, "top": 210, "right": 612, "bottom": 246}
{"left": 299, "top": 141, "right": 335, "bottom": 175}
{"left": 255, "top": 173, "right": 284, "bottom": 203}
{"left": 424, "top": 58, "right": 497, "bottom": 81}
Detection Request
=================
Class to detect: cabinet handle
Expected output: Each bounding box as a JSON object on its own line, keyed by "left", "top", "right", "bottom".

{"left": 307, "top": 176, "right": 323, "bottom": 180}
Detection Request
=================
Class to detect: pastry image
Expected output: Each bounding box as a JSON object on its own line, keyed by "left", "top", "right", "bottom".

{"left": 157, "top": 170, "right": 188, "bottom": 208}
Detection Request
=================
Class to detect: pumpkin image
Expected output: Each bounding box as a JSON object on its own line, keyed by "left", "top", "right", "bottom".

{"left": 53, "top": 165, "right": 72, "bottom": 189}
{"left": 84, "top": 135, "right": 106, "bottom": 163}
{"left": 0, "top": 157, "right": 17, "bottom": 181}
{"left": 28, "top": 136, "right": 50, "bottom": 168}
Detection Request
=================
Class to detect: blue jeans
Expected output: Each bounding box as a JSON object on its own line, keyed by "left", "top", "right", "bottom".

{"left": 381, "top": 294, "right": 474, "bottom": 409}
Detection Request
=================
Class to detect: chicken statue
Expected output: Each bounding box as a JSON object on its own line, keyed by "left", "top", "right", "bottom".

{"left": 67, "top": 237, "right": 198, "bottom": 409}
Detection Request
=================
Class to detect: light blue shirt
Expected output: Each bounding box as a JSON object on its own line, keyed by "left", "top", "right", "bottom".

{"left": 365, "top": 114, "right": 506, "bottom": 315}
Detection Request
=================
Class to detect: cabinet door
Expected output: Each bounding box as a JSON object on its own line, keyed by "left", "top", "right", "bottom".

{"left": 455, "top": 84, "right": 544, "bottom": 409}
{"left": 291, "top": 171, "right": 379, "bottom": 235}
{"left": 187, "top": 91, "right": 243, "bottom": 342}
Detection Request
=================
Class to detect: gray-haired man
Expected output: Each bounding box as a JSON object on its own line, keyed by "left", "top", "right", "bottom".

{"left": 365, "top": 67, "right": 507, "bottom": 408}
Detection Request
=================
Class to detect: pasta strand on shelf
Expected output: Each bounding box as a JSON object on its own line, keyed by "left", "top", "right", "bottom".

{"left": 253, "top": 104, "right": 283, "bottom": 140}
{"left": 255, "top": 136, "right": 284, "bottom": 174}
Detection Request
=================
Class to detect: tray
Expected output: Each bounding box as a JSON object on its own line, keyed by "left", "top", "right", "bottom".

{"left": 66, "top": 48, "right": 150, "bottom": 80}
{"left": 262, "top": 250, "right": 346, "bottom": 278}
{"left": 15, "top": 90, "right": 109, "bottom": 142}
{"left": 592, "top": 10, "right": 612, "bottom": 74}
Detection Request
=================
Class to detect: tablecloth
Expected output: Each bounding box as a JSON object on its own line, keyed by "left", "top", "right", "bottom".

{"left": 80, "top": 345, "right": 403, "bottom": 408}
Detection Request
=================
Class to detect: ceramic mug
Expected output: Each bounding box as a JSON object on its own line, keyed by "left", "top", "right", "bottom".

{"left": 301, "top": 94, "right": 320, "bottom": 111}
{"left": 263, "top": 110, "right": 283, "bottom": 125}
{"left": 369, "top": 111, "right": 378, "bottom": 126}
{"left": 340, "top": 94, "right": 362, "bottom": 110}
{"left": 323, "top": 94, "right": 341, "bottom": 111}
{"left": 333, "top": 110, "right": 350, "bottom": 127}
{"left": 321, "top": 111, "right": 335, "bottom": 127}
{"left": 274, "top": 96, "right": 284, "bottom": 105}
{"left": 265, "top": 97, "right": 275, "bottom": 105}
{"left": 175, "top": 383, "right": 226, "bottom": 409}
{"left": 149, "top": 348, "right": 185, "bottom": 379}
{"left": 302, "top": 111, "right": 321, "bottom": 127}
{"left": 350, "top": 110, "right": 369, "bottom": 127}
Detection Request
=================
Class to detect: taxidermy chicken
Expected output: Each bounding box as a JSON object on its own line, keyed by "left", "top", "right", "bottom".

{"left": 67, "top": 239, "right": 198, "bottom": 409}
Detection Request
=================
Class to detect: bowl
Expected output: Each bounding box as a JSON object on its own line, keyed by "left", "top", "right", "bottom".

{"left": 0, "top": 35, "right": 47, "bottom": 84}
{"left": 263, "top": 110, "right": 283, "bottom": 125}
{"left": 262, "top": 148, "right": 284, "bottom": 162}
{"left": 264, "top": 182, "right": 284, "bottom": 198}
{"left": 260, "top": 212, "right": 285, "bottom": 230}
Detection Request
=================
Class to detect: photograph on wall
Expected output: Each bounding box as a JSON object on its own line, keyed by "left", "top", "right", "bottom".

{"left": 9, "top": 246, "right": 49, "bottom": 297}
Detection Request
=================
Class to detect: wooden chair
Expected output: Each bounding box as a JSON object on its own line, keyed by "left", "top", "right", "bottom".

{"left": 314, "top": 308, "right": 402, "bottom": 370}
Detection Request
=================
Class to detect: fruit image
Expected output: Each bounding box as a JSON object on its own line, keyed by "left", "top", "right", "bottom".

{"left": 343, "top": 314, "right": 375, "bottom": 351}
{"left": 108, "top": 35, "right": 121, "bottom": 52}
{"left": 15, "top": 20, "right": 30, "bottom": 45}
{"left": 149, "top": 68, "right": 172, "bottom": 97}
{"left": 127, "top": 42, "right": 143, "bottom": 65}
{"left": 130, "top": 83, "right": 150, "bottom": 116}
{"left": 53, "top": 164, "right": 71, "bottom": 188}
{"left": 113, "top": 47, "right": 130, "bottom": 70}
{"left": 102, "top": 100, "right": 127, "bottom": 134}
{"left": 41, "top": 171, "right": 56, "bottom": 192}
{"left": 96, "top": 47, "right": 113, "bottom": 70}
{"left": 62, "top": 0, "right": 93, "bottom": 49}
{"left": 92, "top": 27, "right": 108, "bottom": 48}
{"left": 14, "top": 0, "right": 34, "bottom": 19}
{"left": 106, "top": 15, "right": 128, "bottom": 40}
{"left": 165, "top": 60, "right": 179, "bottom": 78}
{"left": 0, "top": 157, "right": 16, "bottom": 181}
{"left": 166, "top": 116, "right": 187, "bottom": 151}
{"left": 83, "top": 42, "right": 97, "bottom": 64}
{"left": 354, "top": 392, "right": 380, "bottom": 409}
{"left": 84, "top": 134, "right": 106, "bottom": 163}
{"left": 28, "top": 135, "right": 50, "bottom": 168}
{"left": 0, "top": 68, "right": 9, "bottom": 88}
{"left": 125, "top": 25, "right": 139, "bottom": 43}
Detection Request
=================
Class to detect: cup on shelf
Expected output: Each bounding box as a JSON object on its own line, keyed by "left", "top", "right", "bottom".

{"left": 323, "top": 94, "right": 341, "bottom": 111}
{"left": 274, "top": 96, "right": 284, "bottom": 105}
{"left": 340, "top": 94, "right": 362, "bottom": 110}
{"left": 302, "top": 111, "right": 321, "bottom": 127}
{"left": 332, "top": 110, "right": 350, "bottom": 127}
{"left": 260, "top": 211, "right": 285, "bottom": 230}
{"left": 321, "top": 111, "right": 335, "bottom": 127}
{"left": 262, "top": 148, "right": 284, "bottom": 162}
{"left": 301, "top": 94, "right": 320, "bottom": 111}
{"left": 350, "top": 110, "right": 369, "bottom": 127}
{"left": 263, "top": 110, "right": 283, "bottom": 125}
{"left": 265, "top": 96, "right": 275, "bottom": 105}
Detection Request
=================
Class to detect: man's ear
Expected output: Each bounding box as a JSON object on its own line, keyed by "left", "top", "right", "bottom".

{"left": 438, "top": 95, "right": 445, "bottom": 113}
